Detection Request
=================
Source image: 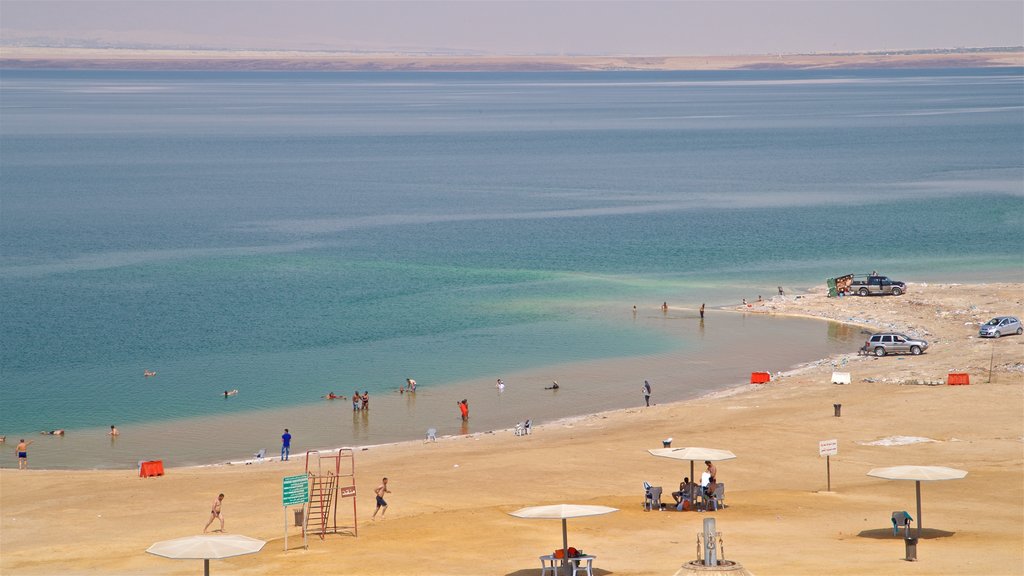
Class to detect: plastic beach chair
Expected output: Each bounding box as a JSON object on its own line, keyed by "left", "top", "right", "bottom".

{"left": 644, "top": 484, "right": 663, "bottom": 511}
{"left": 252, "top": 448, "right": 266, "bottom": 463}
{"left": 892, "top": 511, "right": 913, "bottom": 536}
{"left": 707, "top": 483, "right": 724, "bottom": 511}
{"left": 515, "top": 419, "right": 533, "bottom": 436}
{"left": 425, "top": 428, "right": 437, "bottom": 442}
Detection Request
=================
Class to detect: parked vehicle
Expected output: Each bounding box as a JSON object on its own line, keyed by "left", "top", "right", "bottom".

{"left": 850, "top": 275, "right": 906, "bottom": 296}
{"left": 828, "top": 274, "right": 907, "bottom": 297}
{"left": 979, "top": 316, "right": 1022, "bottom": 338}
{"left": 862, "top": 333, "right": 928, "bottom": 356}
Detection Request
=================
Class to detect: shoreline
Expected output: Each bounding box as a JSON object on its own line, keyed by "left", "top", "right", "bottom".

{"left": 2, "top": 281, "right": 1021, "bottom": 575}
{"left": 1, "top": 298, "right": 859, "bottom": 471}
{"left": 2, "top": 47, "right": 1022, "bottom": 71}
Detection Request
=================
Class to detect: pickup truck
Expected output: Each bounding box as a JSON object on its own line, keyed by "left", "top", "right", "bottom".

{"left": 850, "top": 275, "right": 906, "bottom": 296}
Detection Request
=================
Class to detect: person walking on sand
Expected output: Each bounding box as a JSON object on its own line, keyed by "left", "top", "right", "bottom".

{"left": 459, "top": 399, "right": 469, "bottom": 421}
{"left": 699, "top": 303, "right": 705, "bottom": 320}
{"left": 15, "top": 439, "right": 33, "bottom": 469}
{"left": 643, "top": 380, "right": 652, "bottom": 407}
{"left": 281, "top": 428, "right": 291, "bottom": 461}
{"left": 203, "top": 493, "right": 225, "bottom": 533}
{"left": 372, "top": 477, "right": 390, "bottom": 519}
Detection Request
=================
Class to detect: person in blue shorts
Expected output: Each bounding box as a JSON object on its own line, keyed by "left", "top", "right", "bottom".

{"left": 281, "top": 428, "right": 291, "bottom": 461}
{"left": 372, "top": 477, "right": 390, "bottom": 519}
{"left": 16, "top": 439, "right": 33, "bottom": 470}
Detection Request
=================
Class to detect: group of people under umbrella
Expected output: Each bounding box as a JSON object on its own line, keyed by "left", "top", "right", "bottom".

{"left": 507, "top": 447, "right": 966, "bottom": 575}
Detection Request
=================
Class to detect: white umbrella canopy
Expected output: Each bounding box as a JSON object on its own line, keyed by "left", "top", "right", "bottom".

{"left": 509, "top": 505, "right": 618, "bottom": 575}
{"left": 867, "top": 466, "right": 967, "bottom": 538}
{"left": 649, "top": 446, "right": 736, "bottom": 482}
{"left": 147, "top": 534, "right": 266, "bottom": 576}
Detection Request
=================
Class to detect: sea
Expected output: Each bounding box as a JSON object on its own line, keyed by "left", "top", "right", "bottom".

{"left": 1, "top": 67, "right": 1022, "bottom": 469}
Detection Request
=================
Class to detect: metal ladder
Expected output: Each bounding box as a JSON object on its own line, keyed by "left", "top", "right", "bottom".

{"left": 307, "top": 472, "right": 337, "bottom": 540}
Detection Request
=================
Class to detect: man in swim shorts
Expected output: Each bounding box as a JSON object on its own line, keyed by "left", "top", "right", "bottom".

{"left": 372, "top": 477, "right": 390, "bottom": 519}
{"left": 16, "top": 439, "right": 33, "bottom": 469}
{"left": 204, "top": 493, "right": 225, "bottom": 533}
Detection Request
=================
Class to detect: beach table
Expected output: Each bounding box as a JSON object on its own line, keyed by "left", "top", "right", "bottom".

{"left": 568, "top": 555, "right": 596, "bottom": 575}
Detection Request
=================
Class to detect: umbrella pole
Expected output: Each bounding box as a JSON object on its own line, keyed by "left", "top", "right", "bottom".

{"left": 561, "top": 518, "right": 569, "bottom": 576}
{"left": 204, "top": 558, "right": 210, "bottom": 576}
{"left": 915, "top": 481, "right": 922, "bottom": 539}
{"left": 690, "top": 461, "right": 695, "bottom": 485}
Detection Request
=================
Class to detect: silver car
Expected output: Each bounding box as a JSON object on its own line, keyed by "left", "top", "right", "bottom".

{"left": 863, "top": 333, "right": 928, "bottom": 356}
{"left": 979, "top": 316, "right": 1023, "bottom": 338}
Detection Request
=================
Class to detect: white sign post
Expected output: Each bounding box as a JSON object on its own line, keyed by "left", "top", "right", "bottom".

{"left": 283, "top": 474, "right": 310, "bottom": 551}
{"left": 819, "top": 439, "right": 838, "bottom": 491}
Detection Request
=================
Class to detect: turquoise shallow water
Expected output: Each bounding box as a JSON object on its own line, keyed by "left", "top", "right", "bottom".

{"left": 1, "top": 68, "right": 1022, "bottom": 467}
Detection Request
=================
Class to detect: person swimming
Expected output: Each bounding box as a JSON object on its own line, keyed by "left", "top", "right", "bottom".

{"left": 223, "top": 389, "right": 238, "bottom": 398}
{"left": 143, "top": 370, "right": 157, "bottom": 377}
{"left": 544, "top": 381, "right": 560, "bottom": 390}
{"left": 323, "top": 392, "right": 343, "bottom": 400}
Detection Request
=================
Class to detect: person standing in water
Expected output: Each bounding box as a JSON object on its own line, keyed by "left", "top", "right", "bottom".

{"left": 699, "top": 303, "right": 705, "bottom": 320}
{"left": 458, "top": 399, "right": 469, "bottom": 421}
{"left": 15, "top": 438, "right": 34, "bottom": 469}
{"left": 642, "top": 380, "right": 652, "bottom": 407}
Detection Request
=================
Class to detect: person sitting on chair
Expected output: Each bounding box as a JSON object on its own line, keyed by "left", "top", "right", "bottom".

{"left": 672, "top": 477, "right": 695, "bottom": 508}
{"left": 704, "top": 476, "right": 719, "bottom": 511}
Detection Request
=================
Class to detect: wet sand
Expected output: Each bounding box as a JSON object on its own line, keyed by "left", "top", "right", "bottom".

{"left": 1, "top": 282, "right": 1021, "bottom": 575}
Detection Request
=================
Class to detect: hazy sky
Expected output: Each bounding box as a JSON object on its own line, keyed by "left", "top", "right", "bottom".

{"left": 2, "top": 1, "right": 1022, "bottom": 56}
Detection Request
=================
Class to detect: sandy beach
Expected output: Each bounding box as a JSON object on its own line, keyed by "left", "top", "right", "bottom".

{"left": 2, "top": 282, "right": 1022, "bottom": 575}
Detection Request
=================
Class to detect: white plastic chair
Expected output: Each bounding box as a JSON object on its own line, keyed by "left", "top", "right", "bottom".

{"left": 425, "top": 428, "right": 437, "bottom": 442}
{"left": 705, "top": 483, "right": 724, "bottom": 511}
{"left": 252, "top": 448, "right": 266, "bottom": 463}
{"left": 514, "top": 422, "right": 525, "bottom": 436}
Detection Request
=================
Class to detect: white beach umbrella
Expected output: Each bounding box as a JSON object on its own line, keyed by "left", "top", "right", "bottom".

{"left": 648, "top": 446, "right": 737, "bottom": 483}
{"left": 867, "top": 465, "right": 967, "bottom": 539}
{"left": 147, "top": 534, "right": 265, "bottom": 576}
{"left": 508, "top": 504, "right": 618, "bottom": 575}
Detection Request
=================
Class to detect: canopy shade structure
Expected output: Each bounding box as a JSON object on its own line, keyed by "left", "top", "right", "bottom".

{"left": 648, "top": 446, "right": 737, "bottom": 482}
{"left": 147, "top": 534, "right": 266, "bottom": 576}
{"left": 509, "top": 505, "right": 618, "bottom": 575}
{"left": 867, "top": 465, "right": 967, "bottom": 539}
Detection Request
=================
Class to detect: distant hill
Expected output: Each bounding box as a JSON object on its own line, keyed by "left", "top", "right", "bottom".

{"left": 2, "top": 46, "right": 1022, "bottom": 71}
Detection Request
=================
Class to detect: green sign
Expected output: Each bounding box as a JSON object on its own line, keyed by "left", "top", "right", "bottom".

{"left": 282, "top": 474, "right": 309, "bottom": 506}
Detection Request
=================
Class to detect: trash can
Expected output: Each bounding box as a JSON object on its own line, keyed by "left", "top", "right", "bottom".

{"left": 294, "top": 509, "right": 304, "bottom": 527}
{"left": 904, "top": 537, "right": 918, "bottom": 561}
{"left": 833, "top": 403, "right": 842, "bottom": 417}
